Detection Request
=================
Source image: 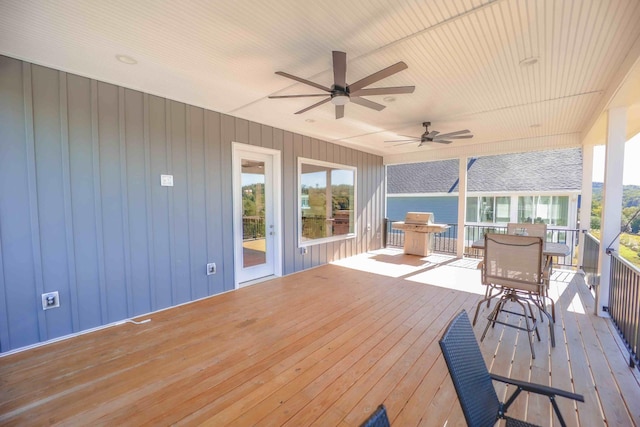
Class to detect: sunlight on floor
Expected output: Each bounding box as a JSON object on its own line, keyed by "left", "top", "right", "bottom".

{"left": 331, "top": 249, "right": 485, "bottom": 293}
{"left": 405, "top": 264, "right": 484, "bottom": 295}
{"left": 330, "top": 248, "right": 444, "bottom": 278}
{"left": 568, "top": 291, "right": 586, "bottom": 314}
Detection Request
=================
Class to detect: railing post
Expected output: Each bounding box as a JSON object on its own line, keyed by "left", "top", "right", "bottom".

{"left": 382, "top": 218, "right": 388, "bottom": 248}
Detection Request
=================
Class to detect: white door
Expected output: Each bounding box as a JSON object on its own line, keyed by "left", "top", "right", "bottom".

{"left": 233, "top": 144, "right": 282, "bottom": 286}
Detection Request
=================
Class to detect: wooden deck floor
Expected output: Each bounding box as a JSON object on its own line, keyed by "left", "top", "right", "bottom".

{"left": 1, "top": 249, "right": 639, "bottom": 426}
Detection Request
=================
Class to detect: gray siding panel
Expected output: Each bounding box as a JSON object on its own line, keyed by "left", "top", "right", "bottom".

{"left": 148, "top": 96, "right": 172, "bottom": 309}
{"left": 124, "top": 89, "right": 152, "bottom": 315}
{"left": 67, "top": 74, "right": 102, "bottom": 330}
{"left": 169, "top": 101, "right": 191, "bottom": 305}
{"left": 0, "top": 57, "right": 38, "bottom": 349}
{"left": 32, "top": 64, "right": 73, "bottom": 339}
{"left": 187, "top": 106, "right": 208, "bottom": 300}
{"left": 204, "top": 110, "right": 225, "bottom": 295}
{"left": 0, "top": 55, "right": 385, "bottom": 352}
{"left": 97, "top": 82, "right": 128, "bottom": 322}
{"left": 220, "top": 115, "right": 235, "bottom": 291}
{"left": 282, "top": 131, "right": 295, "bottom": 275}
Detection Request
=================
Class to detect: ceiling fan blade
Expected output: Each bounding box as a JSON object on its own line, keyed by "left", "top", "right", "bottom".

{"left": 384, "top": 138, "right": 420, "bottom": 143}
{"left": 275, "top": 71, "right": 332, "bottom": 92}
{"left": 350, "top": 86, "right": 415, "bottom": 96}
{"left": 294, "top": 97, "right": 331, "bottom": 114}
{"left": 269, "top": 94, "right": 329, "bottom": 99}
{"left": 335, "top": 105, "right": 345, "bottom": 119}
{"left": 431, "top": 139, "right": 453, "bottom": 144}
{"left": 436, "top": 129, "right": 471, "bottom": 138}
{"left": 348, "top": 61, "right": 408, "bottom": 93}
{"left": 393, "top": 141, "right": 418, "bottom": 147}
{"left": 333, "top": 51, "right": 347, "bottom": 87}
{"left": 445, "top": 134, "right": 474, "bottom": 139}
{"left": 350, "top": 97, "right": 385, "bottom": 111}
{"left": 426, "top": 131, "right": 439, "bottom": 138}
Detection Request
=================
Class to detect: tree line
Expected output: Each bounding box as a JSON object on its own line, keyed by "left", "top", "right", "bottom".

{"left": 591, "top": 182, "right": 640, "bottom": 233}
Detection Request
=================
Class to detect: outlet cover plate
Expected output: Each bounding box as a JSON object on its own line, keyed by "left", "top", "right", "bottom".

{"left": 42, "top": 291, "right": 60, "bottom": 310}
{"left": 206, "top": 263, "right": 216, "bottom": 275}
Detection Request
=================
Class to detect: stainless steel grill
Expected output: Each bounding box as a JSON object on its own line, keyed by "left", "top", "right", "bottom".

{"left": 392, "top": 212, "right": 449, "bottom": 256}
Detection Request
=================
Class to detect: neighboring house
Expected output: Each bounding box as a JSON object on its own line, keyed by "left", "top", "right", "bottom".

{"left": 387, "top": 148, "right": 583, "bottom": 230}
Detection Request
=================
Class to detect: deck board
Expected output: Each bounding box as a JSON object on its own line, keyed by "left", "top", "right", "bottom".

{"left": 1, "top": 249, "right": 638, "bottom": 426}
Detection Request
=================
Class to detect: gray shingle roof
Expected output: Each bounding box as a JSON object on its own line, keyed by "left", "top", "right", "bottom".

{"left": 387, "top": 148, "right": 583, "bottom": 194}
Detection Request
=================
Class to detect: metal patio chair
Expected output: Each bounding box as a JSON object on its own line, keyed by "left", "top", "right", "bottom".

{"left": 359, "top": 404, "right": 390, "bottom": 427}
{"left": 439, "top": 310, "right": 584, "bottom": 427}
{"left": 474, "top": 233, "right": 554, "bottom": 358}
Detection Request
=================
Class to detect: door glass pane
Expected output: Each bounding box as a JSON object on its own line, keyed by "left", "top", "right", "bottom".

{"left": 241, "top": 159, "right": 266, "bottom": 268}
{"left": 518, "top": 196, "right": 534, "bottom": 223}
{"left": 496, "top": 197, "right": 511, "bottom": 222}
{"left": 480, "top": 197, "right": 494, "bottom": 222}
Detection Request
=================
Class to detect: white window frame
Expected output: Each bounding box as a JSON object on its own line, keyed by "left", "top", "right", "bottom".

{"left": 298, "top": 157, "right": 357, "bottom": 248}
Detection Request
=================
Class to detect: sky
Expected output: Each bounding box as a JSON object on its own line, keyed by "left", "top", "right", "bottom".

{"left": 592, "top": 132, "right": 640, "bottom": 185}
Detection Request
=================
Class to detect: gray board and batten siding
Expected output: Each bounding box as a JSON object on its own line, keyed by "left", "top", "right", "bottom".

{"left": 0, "top": 55, "right": 385, "bottom": 352}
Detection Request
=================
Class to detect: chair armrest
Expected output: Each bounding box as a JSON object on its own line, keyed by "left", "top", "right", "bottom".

{"left": 490, "top": 373, "right": 584, "bottom": 402}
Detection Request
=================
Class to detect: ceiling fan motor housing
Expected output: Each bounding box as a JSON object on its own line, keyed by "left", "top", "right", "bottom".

{"left": 330, "top": 85, "right": 350, "bottom": 105}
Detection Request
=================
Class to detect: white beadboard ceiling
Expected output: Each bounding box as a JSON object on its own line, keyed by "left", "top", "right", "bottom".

{"left": 1, "top": 0, "right": 640, "bottom": 164}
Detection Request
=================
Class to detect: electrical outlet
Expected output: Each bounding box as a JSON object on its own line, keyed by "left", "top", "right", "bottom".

{"left": 206, "top": 263, "right": 216, "bottom": 275}
{"left": 300, "top": 247, "right": 308, "bottom": 255}
{"left": 42, "top": 291, "right": 60, "bottom": 310}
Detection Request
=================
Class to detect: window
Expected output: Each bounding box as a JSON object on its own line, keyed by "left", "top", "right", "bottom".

{"left": 299, "top": 158, "right": 356, "bottom": 246}
{"left": 466, "top": 196, "right": 510, "bottom": 223}
{"left": 517, "top": 196, "right": 569, "bottom": 226}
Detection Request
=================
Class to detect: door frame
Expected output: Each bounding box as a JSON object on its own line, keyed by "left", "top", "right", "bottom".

{"left": 232, "top": 142, "right": 282, "bottom": 288}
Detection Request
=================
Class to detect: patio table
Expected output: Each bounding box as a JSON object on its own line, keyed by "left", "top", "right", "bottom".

{"left": 471, "top": 239, "right": 570, "bottom": 257}
{"left": 472, "top": 238, "right": 570, "bottom": 273}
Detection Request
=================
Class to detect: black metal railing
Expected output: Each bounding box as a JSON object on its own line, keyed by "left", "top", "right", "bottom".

{"left": 608, "top": 253, "right": 640, "bottom": 369}
{"left": 383, "top": 219, "right": 579, "bottom": 267}
{"left": 383, "top": 219, "right": 458, "bottom": 255}
{"left": 242, "top": 216, "right": 265, "bottom": 240}
{"left": 434, "top": 224, "right": 458, "bottom": 254}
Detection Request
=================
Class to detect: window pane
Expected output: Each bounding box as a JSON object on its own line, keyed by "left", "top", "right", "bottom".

{"left": 300, "top": 160, "right": 356, "bottom": 244}
{"left": 496, "top": 197, "right": 510, "bottom": 222}
{"left": 331, "top": 169, "right": 355, "bottom": 236}
{"left": 551, "top": 196, "right": 569, "bottom": 226}
{"left": 466, "top": 197, "right": 478, "bottom": 222}
{"left": 301, "top": 167, "right": 327, "bottom": 240}
{"left": 518, "top": 196, "right": 534, "bottom": 223}
{"left": 480, "top": 197, "right": 494, "bottom": 222}
{"left": 535, "top": 196, "right": 551, "bottom": 224}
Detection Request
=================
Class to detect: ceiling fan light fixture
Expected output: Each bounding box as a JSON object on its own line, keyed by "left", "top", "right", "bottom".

{"left": 116, "top": 54, "right": 138, "bottom": 65}
{"left": 519, "top": 56, "right": 539, "bottom": 67}
{"left": 331, "top": 94, "right": 350, "bottom": 105}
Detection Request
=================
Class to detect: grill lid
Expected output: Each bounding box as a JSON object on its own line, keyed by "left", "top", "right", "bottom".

{"left": 404, "top": 212, "right": 434, "bottom": 225}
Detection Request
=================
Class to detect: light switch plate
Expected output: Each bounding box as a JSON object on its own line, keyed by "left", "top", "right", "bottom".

{"left": 160, "top": 175, "right": 174, "bottom": 186}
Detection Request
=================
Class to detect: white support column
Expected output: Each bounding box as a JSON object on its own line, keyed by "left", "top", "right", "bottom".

{"left": 456, "top": 157, "right": 468, "bottom": 258}
{"left": 578, "top": 145, "right": 594, "bottom": 269}
{"left": 597, "top": 107, "right": 627, "bottom": 316}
